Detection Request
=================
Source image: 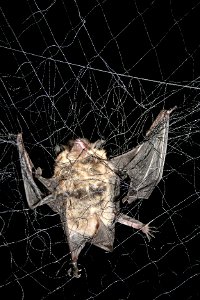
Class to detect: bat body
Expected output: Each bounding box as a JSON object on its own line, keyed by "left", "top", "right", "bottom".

{"left": 17, "top": 108, "right": 175, "bottom": 277}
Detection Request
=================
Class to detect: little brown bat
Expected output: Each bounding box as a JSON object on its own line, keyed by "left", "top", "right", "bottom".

{"left": 16, "top": 108, "right": 175, "bottom": 277}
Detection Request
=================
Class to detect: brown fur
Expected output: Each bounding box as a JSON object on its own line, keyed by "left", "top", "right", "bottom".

{"left": 53, "top": 139, "right": 118, "bottom": 238}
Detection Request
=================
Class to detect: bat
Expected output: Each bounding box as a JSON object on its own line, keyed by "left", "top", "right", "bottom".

{"left": 16, "top": 108, "right": 175, "bottom": 278}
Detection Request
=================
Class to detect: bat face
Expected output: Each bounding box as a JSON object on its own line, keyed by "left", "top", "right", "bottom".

{"left": 17, "top": 108, "right": 174, "bottom": 278}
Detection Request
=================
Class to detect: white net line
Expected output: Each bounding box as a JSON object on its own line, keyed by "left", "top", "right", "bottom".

{"left": 0, "top": 1, "right": 200, "bottom": 299}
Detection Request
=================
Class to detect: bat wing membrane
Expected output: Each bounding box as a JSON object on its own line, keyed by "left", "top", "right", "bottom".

{"left": 111, "top": 109, "right": 174, "bottom": 203}
{"left": 17, "top": 134, "right": 44, "bottom": 208}
{"left": 17, "top": 134, "right": 56, "bottom": 209}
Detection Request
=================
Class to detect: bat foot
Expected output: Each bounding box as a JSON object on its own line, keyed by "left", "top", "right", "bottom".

{"left": 68, "top": 262, "right": 82, "bottom": 278}
{"left": 141, "top": 223, "right": 158, "bottom": 241}
{"left": 117, "top": 214, "right": 158, "bottom": 241}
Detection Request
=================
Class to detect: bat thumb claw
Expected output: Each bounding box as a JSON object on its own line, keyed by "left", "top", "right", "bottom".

{"left": 35, "top": 167, "right": 42, "bottom": 177}
{"left": 167, "top": 106, "right": 177, "bottom": 115}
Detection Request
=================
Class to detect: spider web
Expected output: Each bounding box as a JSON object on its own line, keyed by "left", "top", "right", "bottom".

{"left": 0, "top": 0, "right": 200, "bottom": 299}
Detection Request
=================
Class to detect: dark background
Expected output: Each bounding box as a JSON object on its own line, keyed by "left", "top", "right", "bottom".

{"left": 0, "top": 1, "right": 200, "bottom": 299}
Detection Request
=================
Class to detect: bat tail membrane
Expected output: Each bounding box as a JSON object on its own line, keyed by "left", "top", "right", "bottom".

{"left": 90, "top": 218, "right": 115, "bottom": 252}
{"left": 111, "top": 108, "right": 176, "bottom": 203}
{"left": 65, "top": 217, "right": 115, "bottom": 277}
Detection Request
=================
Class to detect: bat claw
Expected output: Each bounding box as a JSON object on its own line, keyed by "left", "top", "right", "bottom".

{"left": 68, "top": 262, "right": 82, "bottom": 278}
{"left": 167, "top": 106, "right": 177, "bottom": 115}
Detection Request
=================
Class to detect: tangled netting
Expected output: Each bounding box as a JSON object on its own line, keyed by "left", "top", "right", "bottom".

{"left": 0, "top": 1, "right": 199, "bottom": 299}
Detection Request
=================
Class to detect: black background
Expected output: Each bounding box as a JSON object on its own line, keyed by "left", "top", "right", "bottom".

{"left": 0, "top": 1, "right": 200, "bottom": 299}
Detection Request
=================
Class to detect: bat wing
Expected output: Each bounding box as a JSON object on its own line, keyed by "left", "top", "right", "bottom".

{"left": 17, "top": 133, "right": 56, "bottom": 209}
{"left": 17, "top": 133, "right": 44, "bottom": 209}
{"left": 111, "top": 108, "right": 175, "bottom": 203}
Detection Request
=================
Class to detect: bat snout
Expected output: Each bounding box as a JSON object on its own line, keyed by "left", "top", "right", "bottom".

{"left": 73, "top": 139, "right": 89, "bottom": 154}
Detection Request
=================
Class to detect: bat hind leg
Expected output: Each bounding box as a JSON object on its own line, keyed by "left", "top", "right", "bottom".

{"left": 66, "top": 232, "right": 88, "bottom": 278}
{"left": 117, "top": 214, "right": 157, "bottom": 241}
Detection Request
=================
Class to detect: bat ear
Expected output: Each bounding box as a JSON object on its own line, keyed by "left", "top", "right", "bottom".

{"left": 93, "top": 139, "right": 106, "bottom": 149}
{"left": 54, "top": 144, "right": 67, "bottom": 155}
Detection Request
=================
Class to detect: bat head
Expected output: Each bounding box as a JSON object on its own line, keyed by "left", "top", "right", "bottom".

{"left": 70, "top": 138, "right": 107, "bottom": 160}
{"left": 55, "top": 138, "right": 107, "bottom": 167}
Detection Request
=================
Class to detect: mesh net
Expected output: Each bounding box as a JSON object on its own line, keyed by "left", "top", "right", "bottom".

{"left": 0, "top": 1, "right": 199, "bottom": 299}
